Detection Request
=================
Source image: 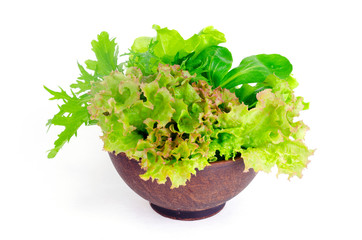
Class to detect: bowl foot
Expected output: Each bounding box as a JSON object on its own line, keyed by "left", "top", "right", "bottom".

{"left": 150, "top": 203, "right": 225, "bottom": 221}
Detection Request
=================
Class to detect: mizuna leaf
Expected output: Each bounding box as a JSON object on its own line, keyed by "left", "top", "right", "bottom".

{"left": 70, "top": 63, "right": 99, "bottom": 94}
{"left": 44, "top": 86, "right": 92, "bottom": 158}
{"left": 45, "top": 32, "right": 120, "bottom": 158}
{"left": 87, "top": 31, "right": 119, "bottom": 76}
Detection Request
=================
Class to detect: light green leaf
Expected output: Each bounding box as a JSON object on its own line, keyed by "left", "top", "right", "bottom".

{"left": 44, "top": 86, "right": 92, "bottom": 158}
{"left": 192, "top": 26, "right": 226, "bottom": 57}
{"left": 242, "top": 140, "right": 313, "bottom": 178}
{"left": 88, "top": 31, "right": 119, "bottom": 76}
{"left": 131, "top": 36, "right": 154, "bottom": 53}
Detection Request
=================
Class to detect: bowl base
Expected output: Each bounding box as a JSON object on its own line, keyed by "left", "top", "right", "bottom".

{"left": 150, "top": 203, "right": 225, "bottom": 221}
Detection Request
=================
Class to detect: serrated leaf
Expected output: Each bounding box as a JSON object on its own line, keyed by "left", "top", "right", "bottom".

{"left": 88, "top": 31, "right": 119, "bottom": 76}
{"left": 44, "top": 86, "right": 92, "bottom": 158}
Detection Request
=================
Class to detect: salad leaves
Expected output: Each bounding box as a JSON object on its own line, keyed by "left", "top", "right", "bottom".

{"left": 127, "top": 25, "right": 226, "bottom": 75}
{"left": 45, "top": 25, "right": 313, "bottom": 187}
{"left": 45, "top": 32, "right": 120, "bottom": 158}
{"left": 88, "top": 65, "right": 243, "bottom": 187}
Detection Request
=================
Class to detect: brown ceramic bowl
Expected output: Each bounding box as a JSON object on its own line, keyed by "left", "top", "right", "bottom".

{"left": 109, "top": 152, "right": 256, "bottom": 220}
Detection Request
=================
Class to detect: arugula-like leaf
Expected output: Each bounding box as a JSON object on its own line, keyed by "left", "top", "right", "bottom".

{"left": 219, "top": 54, "right": 292, "bottom": 89}
{"left": 44, "top": 86, "right": 95, "bottom": 158}
{"left": 45, "top": 31, "right": 120, "bottom": 158}
{"left": 70, "top": 63, "right": 99, "bottom": 94}
{"left": 85, "top": 31, "right": 119, "bottom": 76}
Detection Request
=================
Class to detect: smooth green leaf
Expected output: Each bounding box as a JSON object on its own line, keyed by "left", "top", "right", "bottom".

{"left": 220, "top": 54, "right": 293, "bottom": 88}
{"left": 152, "top": 24, "right": 186, "bottom": 62}
{"left": 186, "top": 46, "right": 233, "bottom": 86}
{"left": 131, "top": 36, "right": 154, "bottom": 53}
{"left": 233, "top": 83, "right": 269, "bottom": 108}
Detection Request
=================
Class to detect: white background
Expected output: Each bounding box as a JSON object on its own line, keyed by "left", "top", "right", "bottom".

{"left": 1, "top": 0, "right": 361, "bottom": 239}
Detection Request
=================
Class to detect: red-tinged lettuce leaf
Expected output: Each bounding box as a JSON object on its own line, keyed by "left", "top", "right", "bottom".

{"left": 88, "top": 63, "right": 312, "bottom": 187}
{"left": 88, "top": 64, "right": 243, "bottom": 188}
{"left": 140, "top": 81, "right": 175, "bottom": 127}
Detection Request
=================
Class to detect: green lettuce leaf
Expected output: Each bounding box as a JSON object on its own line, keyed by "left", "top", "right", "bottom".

{"left": 192, "top": 26, "right": 227, "bottom": 57}
{"left": 131, "top": 36, "right": 154, "bottom": 53}
{"left": 242, "top": 140, "right": 312, "bottom": 178}
{"left": 128, "top": 25, "right": 226, "bottom": 75}
{"left": 152, "top": 24, "right": 226, "bottom": 62}
{"left": 235, "top": 75, "right": 312, "bottom": 177}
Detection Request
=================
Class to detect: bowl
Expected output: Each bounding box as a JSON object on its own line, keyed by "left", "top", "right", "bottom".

{"left": 109, "top": 152, "right": 256, "bottom": 220}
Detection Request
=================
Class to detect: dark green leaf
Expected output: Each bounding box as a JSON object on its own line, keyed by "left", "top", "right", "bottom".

{"left": 219, "top": 54, "right": 292, "bottom": 89}
{"left": 186, "top": 46, "right": 233, "bottom": 86}
{"left": 233, "top": 84, "right": 269, "bottom": 108}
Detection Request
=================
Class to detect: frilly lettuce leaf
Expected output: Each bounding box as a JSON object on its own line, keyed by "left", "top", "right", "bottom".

{"left": 89, "top": 64, "right": 244, "bottom": 188}
{"left": 216, "top": 74, "right": 313, "bottom": 178}
{"left": 242, "top": 140, "right": 312, "bottom": 177}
